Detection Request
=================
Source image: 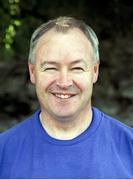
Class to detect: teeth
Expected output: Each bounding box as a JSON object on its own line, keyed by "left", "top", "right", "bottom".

{"left": 55, "top": 94, "right": 71, "bottom": 99}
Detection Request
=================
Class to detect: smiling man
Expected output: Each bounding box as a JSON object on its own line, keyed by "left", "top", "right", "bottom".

{"left": 29, "top": 26, "right": 99, "bottom": 140}
{"left": 0, "top": 16, "right": 133, "bottom": 179}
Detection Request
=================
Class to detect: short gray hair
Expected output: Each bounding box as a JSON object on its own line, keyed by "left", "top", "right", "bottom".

{"left": 28, "top": 16, "right": 99, "bottom": 64}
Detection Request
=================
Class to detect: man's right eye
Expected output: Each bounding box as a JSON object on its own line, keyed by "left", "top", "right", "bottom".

{"left": 44, "top": 68, "right": 57, "bottom": 71}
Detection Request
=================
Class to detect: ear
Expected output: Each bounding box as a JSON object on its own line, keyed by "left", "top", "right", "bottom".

{"left": 28, "top": 63, "right": 36, "bottom": 84}
{"left": 92, "top": 61, "right": 100, "bottom": 84}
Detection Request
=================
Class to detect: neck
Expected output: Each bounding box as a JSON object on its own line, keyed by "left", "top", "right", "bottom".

{"left": 40, "top": 108, "right": 93, "bottom": 140}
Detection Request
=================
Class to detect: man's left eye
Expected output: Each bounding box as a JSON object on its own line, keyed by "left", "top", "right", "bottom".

{"left": 71, "top": 67, "right": 84, "bottom": 71}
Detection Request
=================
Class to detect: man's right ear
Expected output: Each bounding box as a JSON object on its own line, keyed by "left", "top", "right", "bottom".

{"left": 28, "top": 63, "right": 36, "bottom": 84}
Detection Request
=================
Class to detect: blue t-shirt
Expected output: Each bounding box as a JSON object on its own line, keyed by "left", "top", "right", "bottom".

{"left": 0, "top": 107, "right": 133, "bottom": 178}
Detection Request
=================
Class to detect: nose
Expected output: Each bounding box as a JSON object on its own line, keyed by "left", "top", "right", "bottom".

{"left": 56, "top": 70, "right": 73, "bottom": 89}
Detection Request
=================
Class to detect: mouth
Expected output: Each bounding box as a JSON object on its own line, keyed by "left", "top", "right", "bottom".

{"left": 51, "top": 93, "right": 76, "bottom": 99}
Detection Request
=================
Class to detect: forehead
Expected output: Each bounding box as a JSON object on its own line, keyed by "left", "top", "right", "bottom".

{"left": 36, "top": 28, "right": 92, "bottom": 48}
{"left": 35, "top": 28, "right": 93, "bottom": 62}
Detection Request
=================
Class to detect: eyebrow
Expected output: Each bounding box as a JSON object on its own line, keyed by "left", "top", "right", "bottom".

{"left": 40, "top": 59, "right": 88, "bottom": 67}
{"left": 40, "top": 61, "right": 58, "bottom": 67}
{"left": 70, "top": 59, "right": 88, "bottom": 66}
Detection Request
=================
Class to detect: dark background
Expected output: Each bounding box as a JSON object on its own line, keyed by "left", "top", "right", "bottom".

{"left": 0, "top": 0, "right": 133, "bottom": 132}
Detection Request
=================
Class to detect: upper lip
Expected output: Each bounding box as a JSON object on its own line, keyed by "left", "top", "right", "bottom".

{"left": 50, "top": 92, "right": 77, "bottom": 95}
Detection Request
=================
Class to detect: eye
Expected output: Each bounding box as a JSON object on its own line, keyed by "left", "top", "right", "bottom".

{"left": 44, "top": 67, "right": 58, "bottom": 71}
{"left": 71, "top": 67, "right": 85, "bottom": 72}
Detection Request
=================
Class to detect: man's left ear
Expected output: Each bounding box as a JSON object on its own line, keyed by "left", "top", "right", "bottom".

{"left": 93, "top": 61, "right": 100, "bottom": 84}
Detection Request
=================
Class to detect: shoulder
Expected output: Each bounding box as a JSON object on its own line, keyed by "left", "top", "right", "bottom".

{"left": 104, "top": 112, "right": 133, "bottom": 134}
{"left": 0, "top": 111, "right": 39, "bottom": 147}
{"left": 93, "top": 107, "right": 133, "bottom": 139}
{"left": 0, "top": 111, "right": 40, "bottom": 166}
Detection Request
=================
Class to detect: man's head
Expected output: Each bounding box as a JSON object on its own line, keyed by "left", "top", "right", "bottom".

{"left": 28, "top": 16, "right": 99, "bottom": 65}
{"left": 28, "top": 16, "right": 99, "bottom": 122}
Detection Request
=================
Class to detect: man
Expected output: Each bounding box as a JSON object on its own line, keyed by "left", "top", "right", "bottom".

{"left": 0, "top": 16, "right": 133, "bottom": 178}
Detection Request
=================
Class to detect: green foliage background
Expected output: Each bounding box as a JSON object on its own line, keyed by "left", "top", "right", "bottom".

{"left": 0, "top": 0, "right": 133, "bottom": 131}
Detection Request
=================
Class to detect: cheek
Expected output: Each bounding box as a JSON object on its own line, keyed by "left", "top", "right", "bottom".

{"left": 73, "top": 74, "right": 93, "bottom": 91}
{"left": 36, "top": 74, "right": 55, "bottom": 90}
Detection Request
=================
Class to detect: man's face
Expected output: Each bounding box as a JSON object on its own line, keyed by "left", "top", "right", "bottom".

{"left": 29, "top": 28, "right": 99, "bottom": 122}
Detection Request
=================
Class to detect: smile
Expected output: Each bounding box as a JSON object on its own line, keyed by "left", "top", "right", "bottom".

{"left": 52, "top": 93, "right": 75, "bottom": 99}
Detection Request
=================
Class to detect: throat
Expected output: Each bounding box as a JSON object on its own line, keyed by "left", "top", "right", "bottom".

{"left": 39, "top": 110, "right": 92, "bottom": 140}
